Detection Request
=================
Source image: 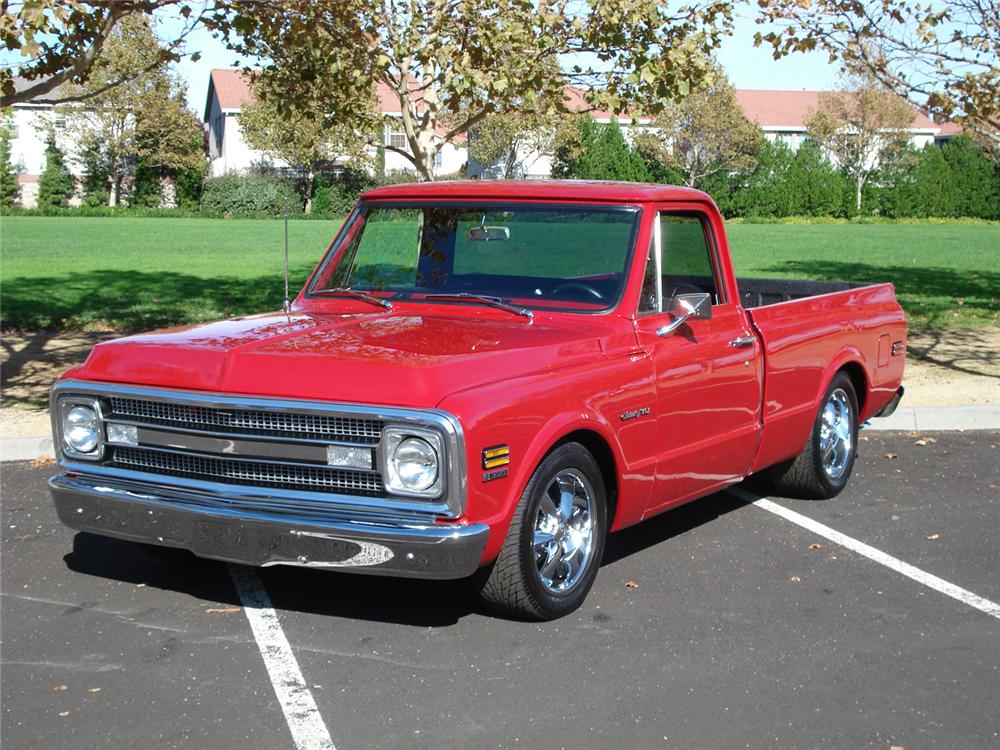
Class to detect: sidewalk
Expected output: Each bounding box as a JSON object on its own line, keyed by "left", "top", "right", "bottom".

{"left": 3, "top": 405, "right": 998, "bottom": 462}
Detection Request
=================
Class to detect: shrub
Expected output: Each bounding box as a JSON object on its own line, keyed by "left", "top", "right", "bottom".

{"left": 0, "top": 126, "right": 19, "bottom": 207}
{"left": 37, "top": 138, "right": 75, "bottom": 208}
{"left": 200, "top": 174, "right": 302, "bottom": 217}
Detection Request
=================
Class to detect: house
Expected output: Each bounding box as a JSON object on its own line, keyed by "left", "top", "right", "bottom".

{"left": 204, "top": 68, "right": 466, "bottom": 177}
{"left": 3, "top": 79, "right": 83, "bottom": 207}
{"left": 734, "top": 89, "right": 939, "bottom": 152}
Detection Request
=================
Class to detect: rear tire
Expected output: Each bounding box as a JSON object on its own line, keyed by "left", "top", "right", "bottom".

{"left": 766, "top": 372, "right": 859, "bottom": 499}
{"left": 476, "top": 443, "right": 607, "bottom": 621}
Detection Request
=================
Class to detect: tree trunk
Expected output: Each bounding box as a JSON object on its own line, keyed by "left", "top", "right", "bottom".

{"left": 108, "top": 174, "right": 121, "bottom": 207}
{"left": 304, "top": 168, "right": 314, "bottom": 214}
{"left": 414, "top": 147, "right": 435, "bottom": 181}
{"left": 855, "top": 175, "right": 863, "bottom": 213}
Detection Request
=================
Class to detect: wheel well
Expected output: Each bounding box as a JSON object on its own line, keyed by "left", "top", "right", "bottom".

{"left": 553, "top": 430, "right": 619, "bottom": 529}
{"left": 838, "top": 361, "right": 868, "bottom": 414}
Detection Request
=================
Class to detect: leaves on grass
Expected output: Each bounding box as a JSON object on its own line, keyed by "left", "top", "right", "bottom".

{"left": 625, "top": 581, "right": 639, "bottom": 589}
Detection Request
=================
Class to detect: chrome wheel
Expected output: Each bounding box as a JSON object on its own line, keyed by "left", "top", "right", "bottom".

{"left": 819, "top": 388, "right": 853, "bottom": 479}
{"left": 532, "top": 469, "right": 595, "bottom": 593}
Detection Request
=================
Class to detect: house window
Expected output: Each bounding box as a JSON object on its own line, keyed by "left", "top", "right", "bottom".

{"left": 387, "top": 129, "right": 408, "bottom": 151}
{"left": 434, "top": 150, "right": 443, "bottom": 168}
{"left": 54, "top": 115, "right": 66, "bottom": 130}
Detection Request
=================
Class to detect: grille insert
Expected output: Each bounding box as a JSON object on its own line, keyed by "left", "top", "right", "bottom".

{"left": 108, "top": 397, "right": 382, "bottom": 444}
{"left": 112, "top": 446, "right": 385, "bottom": 496}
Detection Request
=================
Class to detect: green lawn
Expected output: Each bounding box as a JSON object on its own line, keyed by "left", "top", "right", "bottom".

{"left": 1, "top": 216, "right": 997, "bottom": 331}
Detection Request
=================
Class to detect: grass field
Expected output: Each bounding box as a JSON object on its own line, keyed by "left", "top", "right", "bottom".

{"left": 2, "top": 216, "right": 997, "bottom": 331}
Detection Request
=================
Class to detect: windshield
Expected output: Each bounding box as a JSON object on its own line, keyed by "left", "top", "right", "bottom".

{"left": 309, "top": 203, "right": 641, "bottom": 312}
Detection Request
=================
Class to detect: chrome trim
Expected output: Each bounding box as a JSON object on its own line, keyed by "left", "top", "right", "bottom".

{"left": 56, "top": 395, "right": 105, "bottom": 461}
{"left": 51, "top": 380, "right": 468, "bottom": 519}
{"left": 49, "top": 474, "right": 489, "bottom": 579}
{"left": 132, "top": 426, "right": 359, "bottom": 466}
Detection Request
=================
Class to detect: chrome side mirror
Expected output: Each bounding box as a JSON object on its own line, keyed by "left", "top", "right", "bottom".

{"left": 656, "top": 292, "right": 712, "bottom": 336}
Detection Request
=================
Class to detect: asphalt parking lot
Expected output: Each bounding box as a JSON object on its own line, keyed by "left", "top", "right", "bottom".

{"left": 2, "top": 430, "right": 998, "bottom": 750}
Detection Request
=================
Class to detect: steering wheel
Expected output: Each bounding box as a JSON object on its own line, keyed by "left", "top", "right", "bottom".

{"left": 663, "top": 283, "right": 707, "bottom": 300}
{"left": 551, "top": 282, "right": 604, "bottom": 300}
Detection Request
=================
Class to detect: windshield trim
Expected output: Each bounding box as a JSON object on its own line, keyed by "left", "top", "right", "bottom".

{"left": 305, "top": 200, "right": 644, "bottom": 316}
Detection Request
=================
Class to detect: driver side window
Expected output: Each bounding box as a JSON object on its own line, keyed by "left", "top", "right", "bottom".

{"left": 638, "top": 212, "right": 720, "bottom": 314}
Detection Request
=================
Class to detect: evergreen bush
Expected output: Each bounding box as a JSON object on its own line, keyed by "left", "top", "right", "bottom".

{"left": 200, "top": 174, "right": 302, "bottom": 217}
{"left": 36, "top": 138, "right": 75, "bottom": 208}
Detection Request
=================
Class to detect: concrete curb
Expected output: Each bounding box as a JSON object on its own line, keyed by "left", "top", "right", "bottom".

{"left": 862, "top": 405, "right": 1000, "bottom": 432}
{"left": 3, "top": 406, "right": 998, "bottom": 463}
{"left": 2, "top": 436, "right": 55, "bottom": 462}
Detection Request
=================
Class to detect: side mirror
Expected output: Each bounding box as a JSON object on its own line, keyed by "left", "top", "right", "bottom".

{"left": 657, "top": 292, "right": 712, "bottom": 336}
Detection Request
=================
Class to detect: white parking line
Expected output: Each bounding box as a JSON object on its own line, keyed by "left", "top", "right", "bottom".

{"left": 228, "top": 565, "right": 337, "bottom": 750}
{"left": 727, "top": 487, "right": 1000, "bottom": 620}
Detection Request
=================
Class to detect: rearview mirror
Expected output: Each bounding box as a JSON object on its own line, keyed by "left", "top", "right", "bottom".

{"left": 466, "top": 225, "right": 510, "bottom": 242}
{"left": 657, "top": 292, "right": 712, "bottom": 336}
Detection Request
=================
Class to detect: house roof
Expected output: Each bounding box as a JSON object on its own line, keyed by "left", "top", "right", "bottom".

{"left": 733, "top": 89, "right": 937, "bottom": 131}
{"left": 9, "top": 77, "right": 70, "bottom": 105}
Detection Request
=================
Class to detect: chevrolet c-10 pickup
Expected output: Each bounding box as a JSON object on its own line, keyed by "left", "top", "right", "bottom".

{"left": 49, "top": 181, "right": 906, "bottom": 620}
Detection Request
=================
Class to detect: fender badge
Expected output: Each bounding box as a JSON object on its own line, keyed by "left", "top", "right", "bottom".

{"left": 619, "top": 407, "right": 650, "bottom": 422}
{"left": 483, "top": 468, "right": 509, "bottom": 483}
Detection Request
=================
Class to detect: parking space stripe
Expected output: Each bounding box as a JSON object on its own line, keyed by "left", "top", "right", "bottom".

{"left": 228, "top": 565, "right": 337, "bottom": 750}
{"left": 728, "top": 487, "right": 1000, "bottom": 620}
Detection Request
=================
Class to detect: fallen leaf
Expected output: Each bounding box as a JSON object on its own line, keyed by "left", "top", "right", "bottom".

{"left": 54, "top": 685, "right": 68, "bottom": 692}
{"left": 311, "top": 684, "right": 323, "bottom": 689}
{"left": 914, "top": 437, "right": 937, "bottom": 447}
{"left": 926, "top": 534, "right": 940, "bottom": 541}
{"left": 890, "top": 746, "right": 905, "bottom": 750}
{"left": 31, "top": 456, "right": 56, "bottom": 468}
{"left": 58, "top": 711, "right": 70, "bottom": 717}
{"left": 205, "top": 607, "right": 241, "bottom": 614}
{"left": 790, "top": 576, "right": 801, "bottom": 582}
{"left": 808, "top": 543, "right": 823, "bottom": 550}
{"left": 625, "top": 581, "right": 639, "bottom": 589}
{"left": 135, "top": 583, "right": 146, "bottom": 588}
{"left": 884, "top": 453, "right": 898, "bottom": 460}
{"left": 87, "top": 687, "right": 101, "bottom": 693}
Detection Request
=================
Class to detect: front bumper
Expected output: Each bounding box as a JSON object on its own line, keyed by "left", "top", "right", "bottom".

{"left": 50, "top": 474, "right": 489, "bottom": 579}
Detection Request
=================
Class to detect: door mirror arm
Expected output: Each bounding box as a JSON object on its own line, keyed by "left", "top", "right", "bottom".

{"left": 656, "top": 293, "right": 712, "bottom": 336}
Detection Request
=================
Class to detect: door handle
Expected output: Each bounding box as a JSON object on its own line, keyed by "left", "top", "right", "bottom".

{"left": 729, "top": 335, "right": 756, "bottom": 348}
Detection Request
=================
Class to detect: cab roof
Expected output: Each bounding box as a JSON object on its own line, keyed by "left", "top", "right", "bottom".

{"left": 361, "top": 180, "right": 710, "bottom": 204}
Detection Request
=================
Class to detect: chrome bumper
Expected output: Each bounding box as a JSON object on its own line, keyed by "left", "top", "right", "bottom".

{"left": 49, "top": 474, "right": 489, "bottom": 579}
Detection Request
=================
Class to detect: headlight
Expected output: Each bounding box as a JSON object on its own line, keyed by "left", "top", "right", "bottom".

{"left": 382, "top": 427, "right": 445, "bottom": 498}
{"left": 393, "top": 437, "right": 438, "bottom": 491}
{"left": 63, "top": 405, "right": 100, "bottom": 454}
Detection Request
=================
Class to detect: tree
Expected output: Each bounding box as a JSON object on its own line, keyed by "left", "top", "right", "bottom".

{"left": 468, "top": 111, "right": 562, "bottom": 179}
{"left": 552, "top": 117, "right": 649, "bottom": 181}
{"left": 62, "top": 14, "right": 205, "bottom": 206}
{"left": 1, "top": 1, "right": 210, "bottom": 108}
{"left": 239, "top": 75, "right": 370, "bottom": 213}
{"left": 806, "top": 75, "right": 915, "bottom": 213}
{"left": 942, "top": 136, "right": 1000, "bottom": 219}
{"left": 0, "top": 117, "right": 19, "bottom": 207}
{"left": 755, "top": 0, "right": 999, "bottom": 152}
{"left": 223, "top": 0, "right": 736, "bottom": 180}
{"left": 36, "top": 137, "right": 75, "bottom": 208}
{"left": 633, "top": 67, "right": 762, "bottom": 188}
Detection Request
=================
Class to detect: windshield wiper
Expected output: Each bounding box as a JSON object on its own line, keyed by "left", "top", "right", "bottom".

{"left": 313, "top": 287, "right": 393, "bottom": 310}
{"left": 424, "top": 293, "right": 533, "bottom": 319}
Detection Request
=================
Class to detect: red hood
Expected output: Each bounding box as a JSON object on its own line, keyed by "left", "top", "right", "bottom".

{"left": 69, "top": 309, "right": 618, "bottom": 408}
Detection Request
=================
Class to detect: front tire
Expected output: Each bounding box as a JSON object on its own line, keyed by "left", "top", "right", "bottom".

{"left": 766, "top": 371, "right": 859, "bottom": 499}
{"left": 477, "top": 443, "right": 607, "bottom": 621}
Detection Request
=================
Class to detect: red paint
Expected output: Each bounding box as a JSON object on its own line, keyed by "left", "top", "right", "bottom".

{"left": 62, "top": 181, "right": 906, "bottom": 566}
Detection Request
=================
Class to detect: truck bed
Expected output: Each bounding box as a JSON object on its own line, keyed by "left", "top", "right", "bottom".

{"left": 737, "top": 277, "right": 870, "bottom": 309}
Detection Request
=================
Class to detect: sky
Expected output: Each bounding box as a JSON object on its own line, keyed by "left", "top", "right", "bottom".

{"left": 164, "top": 6, "right": 844, "bottom": 118}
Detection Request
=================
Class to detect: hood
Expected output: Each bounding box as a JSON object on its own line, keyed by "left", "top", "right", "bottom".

{"left": 70, "top": 310, "right": 610, "bottom": 408}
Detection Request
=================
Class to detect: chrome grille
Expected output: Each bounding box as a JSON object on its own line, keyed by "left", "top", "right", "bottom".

{"left": 112, "top": 446, "right": 385, "bottom": 496}
{"left": 108, "top": 396, "right": 382, "bottom": 444}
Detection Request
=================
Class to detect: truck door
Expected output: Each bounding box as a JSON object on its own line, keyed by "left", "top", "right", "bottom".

{"left": 634, "top": 209, "right": 763, "bottom": 514}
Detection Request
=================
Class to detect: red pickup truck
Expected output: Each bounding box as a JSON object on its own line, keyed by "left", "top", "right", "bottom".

{"left": 50, "top": 181, "right": 905, "bottom": 619}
